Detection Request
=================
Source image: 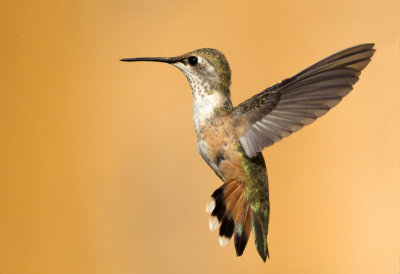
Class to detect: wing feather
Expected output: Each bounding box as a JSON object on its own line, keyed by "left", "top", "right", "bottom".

{"left": 234, "top": 44, "right": 375, "bottom": 158}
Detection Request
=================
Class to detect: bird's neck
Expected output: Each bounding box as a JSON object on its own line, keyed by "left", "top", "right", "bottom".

{"left": 191, "top": 82, "right": 233, "bottom": 136}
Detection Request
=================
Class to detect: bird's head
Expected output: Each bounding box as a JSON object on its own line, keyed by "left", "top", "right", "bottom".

{"left": 121, "top": 48, "right": 231, "bottom": 96}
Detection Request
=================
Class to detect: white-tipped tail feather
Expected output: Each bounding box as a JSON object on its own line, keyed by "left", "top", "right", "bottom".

{"left": 209, "top": 216, "right": 219, "bottom": 231}
{"left": 219, "top": 236, "right": 229, "bottom": 247}
{"left": 206, "top": 199, "right": 216, "bottom": 213}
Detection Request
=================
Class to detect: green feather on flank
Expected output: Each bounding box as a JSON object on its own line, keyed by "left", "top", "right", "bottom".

{"left": 234, "top": 141, "right": 270, "bottom": 261}
{"left": 234, "top": 144, "right": 268, "bottom": 203}
{"left": 251, "top": 201, "right": 261, "bottom": 212}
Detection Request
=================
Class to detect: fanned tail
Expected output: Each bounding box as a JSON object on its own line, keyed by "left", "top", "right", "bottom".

{"left": 206, "top": 177, "right": 270, "bottom": 261}
{"left": 206, "top": 179, "right": 252, "bottom": 257}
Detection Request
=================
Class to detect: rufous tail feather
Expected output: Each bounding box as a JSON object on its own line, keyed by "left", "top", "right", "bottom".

{"left": 206, "top": 179, "right": 252, "bottom": 256}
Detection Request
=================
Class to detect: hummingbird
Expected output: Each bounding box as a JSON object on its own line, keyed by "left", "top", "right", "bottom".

{"left": 120, "top": 44, "right": 375, "bottom": 261}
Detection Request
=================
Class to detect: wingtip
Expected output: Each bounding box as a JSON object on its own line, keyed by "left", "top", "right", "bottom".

{"left": 361, "top": 43, "right": 375, "bottom": 48}
{"left": 356, "top": 43, "right": 376, "bottom": 55}
{"left": 363, "top": 43, "right": 376, "bottom": 53}
{"left": 353, "top": 43, "right": 375, "bottom": 49}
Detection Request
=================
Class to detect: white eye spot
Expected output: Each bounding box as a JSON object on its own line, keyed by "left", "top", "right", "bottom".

{"left": 194, "top": 57, "right": 215, "bottom": 72}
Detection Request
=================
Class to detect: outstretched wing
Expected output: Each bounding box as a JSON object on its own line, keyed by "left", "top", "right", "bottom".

{"left": 233, "top": 44, "right": 375, "bottom": 158}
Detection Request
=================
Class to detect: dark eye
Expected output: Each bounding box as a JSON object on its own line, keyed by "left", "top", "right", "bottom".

{"left": 188, "top": 56, "right": 198, "bottom": 66}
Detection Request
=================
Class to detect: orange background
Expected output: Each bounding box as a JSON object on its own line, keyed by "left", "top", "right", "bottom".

{"left": 1, "top": 0, "right": 400, "bottom": 273}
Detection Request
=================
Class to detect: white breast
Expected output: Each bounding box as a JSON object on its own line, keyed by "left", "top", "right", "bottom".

{"left": 173, "top": 62, "right": 225, "bottom": 136}
{"left": 193, "top": 91, "right": 225, "bottom": 135}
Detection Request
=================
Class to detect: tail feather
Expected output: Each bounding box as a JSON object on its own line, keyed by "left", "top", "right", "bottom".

{"left": 207, "top": 179, "right": 252, "bottom": 255}
{"left": 206, "top": 178, "right": 270, "bottom": 261}
{"left": 210, "top": 187, "right": 226, "bottom": 221}
{"left": 233, "top": 203, "right": 251, "bottom": 256}
{"left": 249, "top": 177, "right": 270, "bottom": 262}
{"left": 252, "top": 209, "right": 269, "bottom": 262}
{"left": 219, "top": 216, "right": 235, "bottom": 246}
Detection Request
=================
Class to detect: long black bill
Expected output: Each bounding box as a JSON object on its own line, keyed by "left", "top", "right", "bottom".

{"left": 119, "top": 57, "right": 174, "bottom": 63}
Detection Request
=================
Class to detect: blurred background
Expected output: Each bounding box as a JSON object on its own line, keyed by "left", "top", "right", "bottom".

{"left": 1, "top": 0, "right": 399, "bottom": 273}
